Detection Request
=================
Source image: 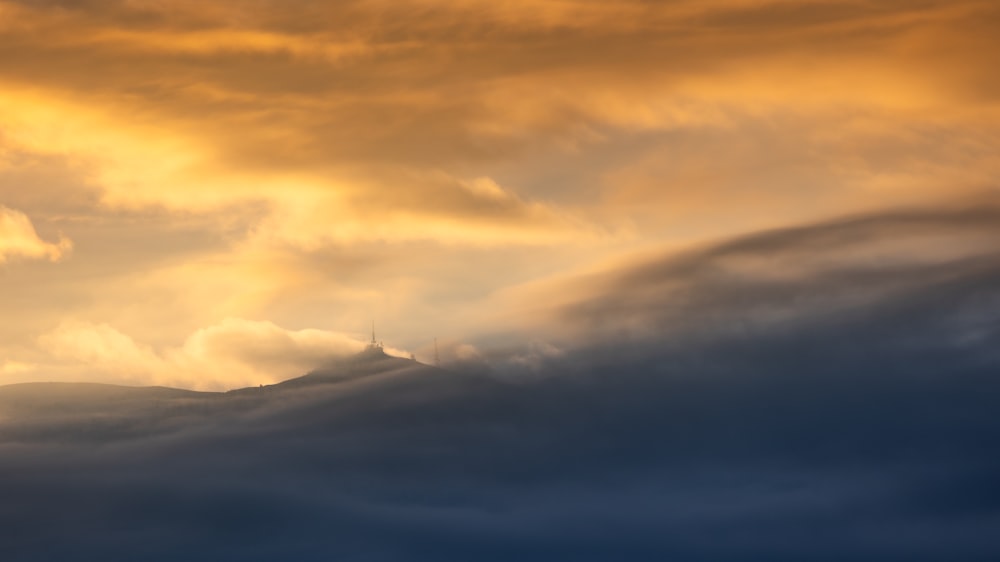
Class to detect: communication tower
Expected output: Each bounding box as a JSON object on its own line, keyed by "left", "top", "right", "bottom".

{"left": 367, "top": 321, "right": 384, "bottom": 352}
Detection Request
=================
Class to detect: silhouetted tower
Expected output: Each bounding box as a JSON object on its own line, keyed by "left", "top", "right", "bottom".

{"left": 434, "top": 337, "right": 440, "bottom": 366}
{"left": 367, "top": 321, "right": 383, "bottom": 352}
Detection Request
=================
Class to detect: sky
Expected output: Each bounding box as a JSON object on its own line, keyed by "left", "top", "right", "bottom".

{"left": 0, "top": 0, "right": 999, "bottom": 392}
{"left": 2, "top": 2, "right": 1000, "bottom": 560}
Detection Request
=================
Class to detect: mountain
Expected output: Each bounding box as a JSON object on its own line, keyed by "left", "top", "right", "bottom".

{"left": 0, "top": 350, "right": 503, "bottom": 444}
{"left": 230, "top": 348, "right": 435, "bottom": 393}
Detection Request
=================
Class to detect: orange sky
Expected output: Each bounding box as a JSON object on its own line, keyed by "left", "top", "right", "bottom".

{"left": 1, "top": 0, "right": 998, "bottom": 389}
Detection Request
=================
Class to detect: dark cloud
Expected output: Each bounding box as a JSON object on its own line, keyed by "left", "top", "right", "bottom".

{"left": 557, "top": 201, "right": 1000, "bottom": 347}
{"left": 2, "top": 205, "right": 1000, "bottom": 560}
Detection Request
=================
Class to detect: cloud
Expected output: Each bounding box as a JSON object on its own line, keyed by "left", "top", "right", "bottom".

{"left": 0, "top": 84, "right": 601, "bottom": 249}
{"left": 0, "top": 360, "right": 33, "bottom": 375}
{"left": 248, "top": 172, "right": 605, "bottom": 249}
{"left": 3, "top": 203, "right": 1000, "bottom": 559}
{"left": 0, "top": 205, "right": 71, "bottom": 263}
{"left": 507, "top": 201, "right": 1000, "bottom": 347}
{"left": 456, "top": 199, "right": 1000, "bottom": 382}
{"left": 1, "top": 0, "right": 996, "bottom": 252}
{"left": 36, "top": 317, "right": 401, "bottom": 390}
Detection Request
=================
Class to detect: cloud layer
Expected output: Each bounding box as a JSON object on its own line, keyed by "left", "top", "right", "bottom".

{"left": 2, "top": 203, "right": 999, "bottom": 560}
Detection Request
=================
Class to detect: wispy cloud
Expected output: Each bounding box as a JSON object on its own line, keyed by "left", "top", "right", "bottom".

{"left": 0, "top": 205, "right": 71, "bottom": 263}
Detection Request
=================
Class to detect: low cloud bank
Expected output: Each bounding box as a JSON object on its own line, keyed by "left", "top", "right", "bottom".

{"left": 2, "top": 204, "right": 1000, "bottom": 560}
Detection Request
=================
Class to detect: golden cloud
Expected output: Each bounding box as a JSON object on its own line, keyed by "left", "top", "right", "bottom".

{"left": 0, "top": 205, "right": 72, "bottom": 263}
{"left": 37, "top": 318, "right": 401, "bottom": 390}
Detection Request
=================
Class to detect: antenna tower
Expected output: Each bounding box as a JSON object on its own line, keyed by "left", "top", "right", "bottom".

{"left": 367, "top": 321, "right": 383, "bottom": 351}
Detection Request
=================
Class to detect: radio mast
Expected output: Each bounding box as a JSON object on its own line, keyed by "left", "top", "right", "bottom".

{"left": 367, "top": 321, "right": 383, "bottom": 351}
